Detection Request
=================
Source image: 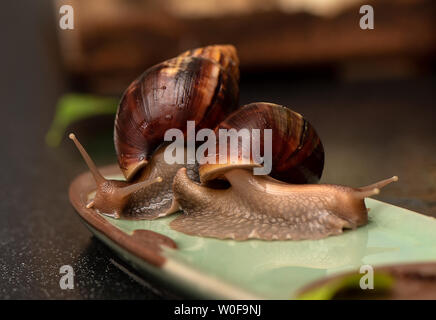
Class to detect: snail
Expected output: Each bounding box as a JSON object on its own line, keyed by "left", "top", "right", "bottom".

{"left": 70, "top": 45, "right": 240, "bottom": 219}
{"left": 170, "top": 102, "right": 398, "bottom": 240}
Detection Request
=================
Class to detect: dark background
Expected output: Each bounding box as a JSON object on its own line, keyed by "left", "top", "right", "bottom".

{"left": 0, "top": 1, "right": 435, "bottom": 299}
{"left": 1, "top": 1, "right": 168, "bottom": 299}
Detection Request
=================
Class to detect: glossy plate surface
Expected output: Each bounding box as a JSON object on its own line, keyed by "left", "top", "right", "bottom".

{"left": 69, "top": 165, "right": 436, "bottom": 299}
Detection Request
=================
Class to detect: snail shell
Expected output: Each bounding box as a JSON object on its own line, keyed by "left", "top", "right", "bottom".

{"left": 115, "top": 44, "right": 240, "bottom": 180}
{"left": 171, "top": 103, "right": 398, "bottom": 240}
{"left": 199, "top": 102, "right": 324, "bottom": 184}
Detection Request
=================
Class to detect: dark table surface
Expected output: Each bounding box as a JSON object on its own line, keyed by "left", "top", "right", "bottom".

{"left": 1, "top": 1, "right": 435, "bottom": 299}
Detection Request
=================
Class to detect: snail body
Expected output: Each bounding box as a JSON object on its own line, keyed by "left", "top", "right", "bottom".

{"left": 171, "top": 103, "right": 398, "bottom": 240}
{"left": 70, "top": 45, "right": 240, "bottom": 219}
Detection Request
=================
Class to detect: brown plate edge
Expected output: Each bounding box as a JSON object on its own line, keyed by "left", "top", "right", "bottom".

{"left": 68, "top": 164, "right": 178, "bottom": 268}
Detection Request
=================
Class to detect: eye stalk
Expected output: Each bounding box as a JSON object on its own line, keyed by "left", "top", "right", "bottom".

{"left": 69, "top": 133, "right": 162, "bottom": 218}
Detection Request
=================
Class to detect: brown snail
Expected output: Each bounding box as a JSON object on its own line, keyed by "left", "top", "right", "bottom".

{"left": 171, "top": 103, "right": 398, "bottom": 240}
{"left": 70, "top": 45, "right": 240, "bottom": 219}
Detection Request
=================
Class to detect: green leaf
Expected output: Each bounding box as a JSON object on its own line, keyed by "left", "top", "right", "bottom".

{"left": 298, "top": 272, "right": 394, "bottom": 300}
{"left": 45, "top": 94, "right": 118, "bottom": 147}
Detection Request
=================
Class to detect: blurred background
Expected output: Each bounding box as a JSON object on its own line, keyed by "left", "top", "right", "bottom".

{"left": 0, "top": 0, "right": 435, "bottom": 299}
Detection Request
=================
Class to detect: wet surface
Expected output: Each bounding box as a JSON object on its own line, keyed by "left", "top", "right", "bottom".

{"left": 1, "top": 1, "right": 435, "bottom": 299}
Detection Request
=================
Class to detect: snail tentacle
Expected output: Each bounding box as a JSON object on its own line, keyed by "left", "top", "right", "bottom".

{"left": 352, "top": 188, "right": 380, "bottom": 199}
{"left": 357, "top": 176, "right": 398, "bottom": 192}
{"left": 69, "top": 133, "right": 105, "bottom": 184}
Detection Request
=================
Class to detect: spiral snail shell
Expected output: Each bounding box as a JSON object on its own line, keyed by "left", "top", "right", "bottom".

{"left": 198, "top": 102, "right": 324, "bottom": 184}
{"left": 115, "top": 45, "right": 240, "bottom": 180}
{"left": 171, "top": 103, "right": 398, "bottom": 240}
{"left": 70, "top": 45, "right": 240, "bottom": 219}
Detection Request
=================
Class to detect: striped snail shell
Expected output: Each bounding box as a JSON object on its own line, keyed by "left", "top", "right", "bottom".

{"left": 115, "top": 44, "right": 240, "bottom": 180}
{"left": 198, "top": 102, "right": 324, "bottom": 184}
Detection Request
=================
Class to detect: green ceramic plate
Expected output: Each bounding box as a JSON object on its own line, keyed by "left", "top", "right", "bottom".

{"left": 69, "top": 165, "right": 436, "bottom": 299}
